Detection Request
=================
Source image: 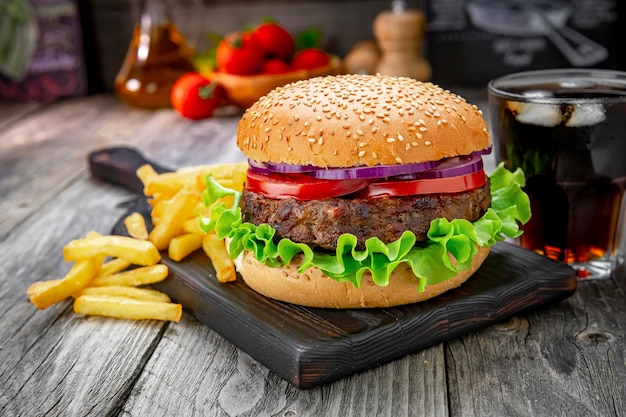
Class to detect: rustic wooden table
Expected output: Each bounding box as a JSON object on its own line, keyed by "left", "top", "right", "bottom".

{"left": 0, "top": 94, "right": 624, "bottom": 417}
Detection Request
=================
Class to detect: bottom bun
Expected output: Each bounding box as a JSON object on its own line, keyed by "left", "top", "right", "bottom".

{"left": 236, "top": 246, "right": 491, "bottom": 308}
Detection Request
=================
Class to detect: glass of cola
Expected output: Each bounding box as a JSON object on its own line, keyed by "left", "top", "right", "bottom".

{"left": 488, "top": 69, "right": 626, "bottom": 280}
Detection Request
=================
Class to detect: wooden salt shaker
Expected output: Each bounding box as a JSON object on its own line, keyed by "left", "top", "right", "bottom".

{"left": 373, "top": 1, "right": 431, "bottom": 80}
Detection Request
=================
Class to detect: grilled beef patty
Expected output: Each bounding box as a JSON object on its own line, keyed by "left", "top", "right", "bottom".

{"left": 241, "top": 181, "right": 491, "bottom": 250}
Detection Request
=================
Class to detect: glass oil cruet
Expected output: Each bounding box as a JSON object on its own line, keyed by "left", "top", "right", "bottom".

{"left": 114, "top": 0, "right": 195, "bottom": 109}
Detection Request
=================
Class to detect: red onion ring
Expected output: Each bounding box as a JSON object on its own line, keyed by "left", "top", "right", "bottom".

{"left": 249, "top": 159, "right": 443, "bottom": 179}
{"left": 248, "top": 146, "right": 492, "bottom": 180}
{"left": 392, "top": 154, "right": 484, "bottom": 180}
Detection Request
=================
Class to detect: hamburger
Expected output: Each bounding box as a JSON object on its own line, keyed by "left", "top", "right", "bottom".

{"left": 201, "top": 74, "right": 530, "bottom": 308}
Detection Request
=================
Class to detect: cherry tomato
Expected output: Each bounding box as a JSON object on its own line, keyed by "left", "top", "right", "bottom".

{"left": 246, "top": 170, "right": 369, "bottom": 200}
{"left": 170, "top": 73, "right": 225, "bottom": 120}
{"left": 290, "top": 48, "right": 330, "bottom": 71}
{"left": 358, "top": 170, "right": 487, "bottom": 199}
{"left": 252, "top": 22, "right": 295, "bottom": 61}
{"left": 261, "top": 58, "right": 291, "bottom": 74}
{"left": 216, "top": 31, "right": 264, "bottom": 75}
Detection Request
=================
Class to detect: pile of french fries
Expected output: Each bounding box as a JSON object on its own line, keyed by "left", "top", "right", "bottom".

{"left": 26, "top": 161, "right": 248, "bottom": 322}
{"left": 27, "top": 231, "right": 181, "bottom": 321}
{"left": 137, "top": 161, "right": 248, "bottom": 282}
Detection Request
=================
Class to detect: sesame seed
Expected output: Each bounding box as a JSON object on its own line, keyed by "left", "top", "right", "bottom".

{"left": 397, "top": 134, "right": 404, "bottom": 142}
{"left": 420, "top": 127, "right": 427, "bottom": 132}
{"left": 387, "top": 137, "right": 395, "bottom": 143}
{"left": 411, "top": 141, "right": 418, "bottom": 147}
{"left": 424, "top": 141, "right": 432, "bottom": 146}
{"left": 356, "top": 129, "right": 364, "bottom": 136}
{"left": 308, "top": 137, "right": 316, "bottom": 143}
{"left": 395, "top": 157, "right": 403, "bottom": 163}
{"left": 405, "top": 143, "right": 411, "bottom": 150}
{"left": 358, "top": 150, "right": 366, "bottom": 157}
{"left": 358, "top": 142, "right": 367, "bottom": 147}
{"left": 372, "top": 152, "right": 378, "bottom": 158}
{"left": 316, "top": 115, "right": 322, "bottom": 121}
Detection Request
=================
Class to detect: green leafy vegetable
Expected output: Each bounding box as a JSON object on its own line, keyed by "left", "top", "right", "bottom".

{"left": 199, "top": 163, "right": 531, "bottom": 291}
{"left": 0, "top": 0, "right": 39, "bottom": 81}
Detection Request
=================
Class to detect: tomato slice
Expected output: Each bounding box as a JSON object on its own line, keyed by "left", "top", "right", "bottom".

{"left": 246, "top": 170, "right": 369, "bottom": 200}
{"left": 357, "top": 170, "right": 487, "bottom": 198}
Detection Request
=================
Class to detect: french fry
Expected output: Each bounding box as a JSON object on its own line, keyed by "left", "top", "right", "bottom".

{"left": 124, "top": 212, "right": 149, "bottom": 240}
{"left": 74, "top": 294, "right": 182, "bottom": 322}
{"left": 136, "top": 164, "right": 159, "bottom": 187}
{"left": 91, "top": 264, "right": 169, "bottom": 287}
{"left": 149, "top": 192, "right": 199, "bottom": 250}
{"left": 202, "top": 233, "right": 236, "bottom": 283}
{"left": 27, "top": 279, "right": 62, "bottom": 298}
{"left": 143, "top": 171, "right": 199, "bottom": 196}
{"left": 151, "top": 199, "right": 172, "bottom": 220}
{"left": 28, "top": 259, "right": 98, "bottom": 309}
{"left": 100, "top": 258, "right": 132, "bottom": 276}
{"left": 85, "top": 231, "right": 106, "bottom": 275}
{"left": 168, "top": 233, "right": 204, "bottom": 262}
{"left": 194, "top": 162, "right": 248, "bottom": 192}
{"left": 148, "top": 192, "right": 176, "bottom": 207}
{"left": 63, "top": 235, "right": 161, "bottom": 266}
{"left": 76, "top": 285, "right": 171, "bottom": 303}
{"left": 183, "top": 217, "right": 203, "bottom": 235}
{"left": 231, "top": 167, "right": 247, "bottom": 192}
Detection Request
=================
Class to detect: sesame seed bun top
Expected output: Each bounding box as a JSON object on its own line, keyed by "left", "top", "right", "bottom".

{"left": 237, "top": 74, "right": 490, "bottom": 168}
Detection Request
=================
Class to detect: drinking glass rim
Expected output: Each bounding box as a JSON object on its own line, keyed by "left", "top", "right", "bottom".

{"left": 488, "top": 68, "right": 626, "bottom": 104}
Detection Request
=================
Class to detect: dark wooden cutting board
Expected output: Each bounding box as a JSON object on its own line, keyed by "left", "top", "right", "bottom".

{"left": 93, "top": 147, "right": 578, "bottom": 390}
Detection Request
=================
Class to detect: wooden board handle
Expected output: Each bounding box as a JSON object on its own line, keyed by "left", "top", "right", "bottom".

{"left": 88, "top": 147, "right": 171, "bottom": 193}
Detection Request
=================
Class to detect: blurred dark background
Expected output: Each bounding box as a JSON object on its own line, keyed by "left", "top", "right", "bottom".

{"left": 2, "top": 0, "right": 626, "bottom": 100}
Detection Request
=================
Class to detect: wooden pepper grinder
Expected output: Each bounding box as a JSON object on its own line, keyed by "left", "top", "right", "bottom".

{"left": 373, "top": 0, "right": 431, "bottom": 80}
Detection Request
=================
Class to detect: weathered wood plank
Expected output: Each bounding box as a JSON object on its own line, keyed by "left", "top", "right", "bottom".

{"left": 0, "top": 95, "right": 243, "bottom": 241}
{"left": 445, "top": 276, "right": 626, "bottom": 417}
{"left": 0, "top": 175, "right": 167, "bottom": 417}
{"left": 0, "top": 101, "right": 42, "bottom": 132}
{"left": 120, "top": 313, "right": 449, "bottom": 417}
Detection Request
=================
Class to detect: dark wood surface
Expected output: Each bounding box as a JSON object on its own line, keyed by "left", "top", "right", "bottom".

{"left": 1, "top": 95, "right": 625, "bottom": 416}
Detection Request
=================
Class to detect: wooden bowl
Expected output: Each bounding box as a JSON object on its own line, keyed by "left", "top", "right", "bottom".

{"left": 210, "top": 55, "right": 343, "bottom": 108}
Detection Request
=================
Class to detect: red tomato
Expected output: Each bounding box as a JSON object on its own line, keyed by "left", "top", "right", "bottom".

{"left": 290, "top": 48, "right": 330, "bottom": 71}
{"left": 253, "top": 23, "right": 295, "bottom": 60}
{"left": 216, "top": 31, "right": 264, "bottom": 75}
{"left": 358, "top": 170, "right": 488, "bottom": 198}
{"left": 170, "top": 73, "right": 225, "bottom": 120}
{"left": 246, "top": 170, "right": 369, "bottom": 200}
{"left": 261, "top": 58, "right": 290, "bottom": 74}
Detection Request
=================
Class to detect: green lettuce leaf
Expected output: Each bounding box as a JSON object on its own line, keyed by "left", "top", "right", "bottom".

{"left": 199, "top": 163, "right": 531, "bottom": 291}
